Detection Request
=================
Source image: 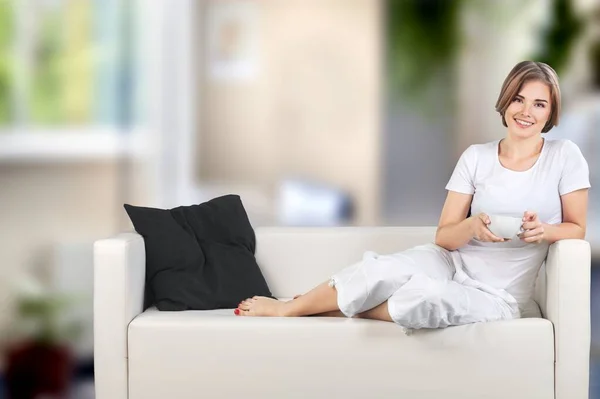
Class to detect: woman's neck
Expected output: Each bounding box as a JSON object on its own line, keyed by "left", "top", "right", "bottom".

{"left": 499, "top": 134, "right": 544, "bottom": 160}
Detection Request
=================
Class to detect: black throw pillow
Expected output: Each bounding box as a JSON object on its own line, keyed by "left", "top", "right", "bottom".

{"left": 124, "top": 194, "right": 273, "bottom": 311}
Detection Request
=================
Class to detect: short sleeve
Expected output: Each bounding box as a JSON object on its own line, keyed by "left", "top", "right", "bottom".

{"left": 558, "top": 140, "right": 591, "bottom": 196}
{"left": 445, "top": 145, "right": 477, "bottom": 195}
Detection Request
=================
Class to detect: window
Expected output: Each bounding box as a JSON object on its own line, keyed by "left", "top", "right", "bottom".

{"left": 0, "top": 0, "right": 136, "bottom": 129}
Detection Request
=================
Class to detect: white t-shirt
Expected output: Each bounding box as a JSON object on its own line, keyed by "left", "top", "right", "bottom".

{"left": 445, "top": 138, "right": 591, "bottom": 315}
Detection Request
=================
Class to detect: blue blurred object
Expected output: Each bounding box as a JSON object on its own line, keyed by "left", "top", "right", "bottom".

{"left": 592, "top": 357, "right": 600, "bottom": 399}
{"left": 277, "top": 179, "right": 354, "bottom": 226}
{"left": 591, "top": 263, "right": 600, "bottom": 399}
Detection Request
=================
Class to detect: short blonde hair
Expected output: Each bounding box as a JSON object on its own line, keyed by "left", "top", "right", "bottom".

{"left": 495, "top": 61, "right": 561, "bottom": 133}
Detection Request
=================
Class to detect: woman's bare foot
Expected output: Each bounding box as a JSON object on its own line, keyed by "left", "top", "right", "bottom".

{"left": 235, "top": 281, "right": 340, "bottom": 318}
{"left": 237, "top": 296, "right": 291, "bottom": 317}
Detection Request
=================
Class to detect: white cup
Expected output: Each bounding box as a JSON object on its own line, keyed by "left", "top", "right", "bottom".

{"left": 487, "top": 215, "right": 523, "bottom": 239}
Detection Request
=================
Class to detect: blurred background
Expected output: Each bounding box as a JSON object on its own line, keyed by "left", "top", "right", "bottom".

{"left": 0, "top": 0, "right": 598, "bottom": 397}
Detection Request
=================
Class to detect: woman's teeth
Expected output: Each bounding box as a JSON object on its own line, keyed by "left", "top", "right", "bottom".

{"left": 515, "top": 119, "right": 533, "bottom": 127}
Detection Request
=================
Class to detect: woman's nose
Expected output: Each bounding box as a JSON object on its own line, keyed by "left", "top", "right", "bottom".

{"left": 519, "top": 103, "right": 532, "bottom": 117}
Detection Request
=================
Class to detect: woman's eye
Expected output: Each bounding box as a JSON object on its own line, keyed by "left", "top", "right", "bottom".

{"left": 513, "top": 97, "right": 522, "bottom": 103}
{"left": 535, "top": 103, "right": 546, "bottom": 108}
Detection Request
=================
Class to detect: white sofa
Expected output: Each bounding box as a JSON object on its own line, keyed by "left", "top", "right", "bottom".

{"left": 94, "top": 227, "right": 591, "bottom": 399}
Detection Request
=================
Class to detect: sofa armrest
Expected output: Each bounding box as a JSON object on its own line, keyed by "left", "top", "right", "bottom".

{"left": 541, "top": 239, "right": 591, "bottom": 399}
{"left": 94, "top": 232, "right": 146, "bottom": 399}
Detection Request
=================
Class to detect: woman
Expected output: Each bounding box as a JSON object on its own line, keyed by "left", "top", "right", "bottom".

{"left": 235, "top": 61, "right": 591, "bottom": 330}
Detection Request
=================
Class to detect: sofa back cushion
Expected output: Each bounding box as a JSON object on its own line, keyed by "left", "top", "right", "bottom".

{"left": 254, "top": 227, "right": 437, "bottom": 298}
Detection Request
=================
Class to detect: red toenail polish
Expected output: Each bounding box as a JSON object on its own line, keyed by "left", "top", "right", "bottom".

{"left": 234, "top": 308, "right": 240, "bottom": 315}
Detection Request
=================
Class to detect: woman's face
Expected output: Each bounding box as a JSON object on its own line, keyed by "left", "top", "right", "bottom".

{"left": 504, "top": 79, "right": 551, "bottom": 139}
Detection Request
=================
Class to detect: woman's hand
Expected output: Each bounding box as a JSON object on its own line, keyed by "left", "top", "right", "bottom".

{"left": 520, "top": 211, "right": 545, "bottom": 243}
{"left": 471, "top": 213, "right": 506, "bottom": 242}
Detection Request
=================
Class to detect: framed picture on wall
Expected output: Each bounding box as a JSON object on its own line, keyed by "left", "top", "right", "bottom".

{"left": 205, "top": 1, "right": 259, "bottom": 82}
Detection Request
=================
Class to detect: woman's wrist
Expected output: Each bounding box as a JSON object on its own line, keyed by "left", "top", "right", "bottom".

{"left": 540, "top": 222, "right": 585, "bottom": 244}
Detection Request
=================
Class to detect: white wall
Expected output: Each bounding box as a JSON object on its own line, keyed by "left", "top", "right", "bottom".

{"left": 198, "top": 0, "right": 383, "bottom": 225}
{"left": 0, "top": 162, "right": 121, "bottom": 351}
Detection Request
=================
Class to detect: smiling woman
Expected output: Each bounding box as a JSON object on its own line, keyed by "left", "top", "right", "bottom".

{"left": 507, "top": 81, "right": 550, "bottom": 132}
{"left": 236, "top": 61, "right": 591, "bottom": 335}
{"left": 495, "top": 61, "right": 561, "bottom": 135}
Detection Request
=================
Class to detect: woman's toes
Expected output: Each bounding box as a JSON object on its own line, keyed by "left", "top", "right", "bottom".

{"left": 235, "top": 307, "right": 252, "bottom": 316}
{"left": 237, "top": 306, "right": 253, "bottom": 316}
{"left": 239, "top": 297, "right": 256, "bottom": 309}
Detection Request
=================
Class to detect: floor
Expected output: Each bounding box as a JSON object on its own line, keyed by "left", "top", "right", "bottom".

{"left": 0, "top": 360, "right": 94, "bottom": 399}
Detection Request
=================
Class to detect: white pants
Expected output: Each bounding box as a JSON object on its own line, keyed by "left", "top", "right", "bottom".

{"left": 329, "top": 244, "right": 520, "bottom": 329}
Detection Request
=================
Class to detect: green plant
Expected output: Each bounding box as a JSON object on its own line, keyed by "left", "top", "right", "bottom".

{"left": 532, "top": 0, "right": 582, "bottom": 74}
{"left": 386, "top": 0, "right": 463, "bottom": 101}
{"left": 17, "top": 294, "right": 83, "bottom": 345}
{"left": 12, "top": 274, "right": 83, "bottom": 346}
{"left": 0, "top": 0, "right": 14, "bottom": 125}
{"left": 30, "top": 4, "right": 64, "bottom": 125}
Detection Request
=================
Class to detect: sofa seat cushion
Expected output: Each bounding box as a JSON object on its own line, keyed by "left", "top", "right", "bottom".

{"left": 128, "top": 306, "right": 555, "bottom": 399}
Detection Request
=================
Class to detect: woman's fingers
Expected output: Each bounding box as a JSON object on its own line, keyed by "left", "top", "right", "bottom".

{"left": 520, "top": 226, "right": 543, "bottom": 238}
{"left": 483, "top": 229, "right": 505, "bottom": 242}
{"left": 522, "top": 233, "right": 543, "bottom": 243}
{"left": 473, "top": 217, "right": 504, "bottom": 242}
{"left": 520, "top": 227, "right": 544, "bottom": 241}
{"left": 474, "top": 213, "right": 511, "bottom": 242}
{"left": 478, "top": 213, "right": 491, "bottom": 225}
{"left": 523, "top": 211, "right": 537, "bottom": 221}
{"left": 521, "top": 221, "right": 540, "bottom": 230}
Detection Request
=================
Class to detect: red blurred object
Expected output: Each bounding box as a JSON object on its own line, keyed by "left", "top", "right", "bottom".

{"left": 5, "top": 341, "right": 74, "bottom": 399}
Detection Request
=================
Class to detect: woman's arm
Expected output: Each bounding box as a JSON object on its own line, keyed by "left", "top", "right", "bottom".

{"left": 434, "top": 190, "right": 483, "bottom": 250}
{"left": 520, "top": 189, "right": 589, "bottom": 244}
{"left": 435, "top": 191, "right": 506, "bottom": 250}
{"left": 435, "top": 191, "right": 474, "bottom": 251}
{"left": 544, "top": 189, "right": 588, "bottom": 243}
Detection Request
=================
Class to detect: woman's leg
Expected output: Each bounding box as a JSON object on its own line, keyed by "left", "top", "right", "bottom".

{"left": 239, "top": 244, "right": 451, "bottom": 320}
{"left": 387, "top": 273, "right": 517, "bottom": 329}
{"left": 239, "top": 286, "right": 393, "bottom": 322}
{"left": 238, "top": 281, "right": 339, "bottom": 317}
{"left": 304, "top": 302, "right": 393, "bottom": 322}
{"left": 357, "top": 301, "right": 393, "bottom": 322}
